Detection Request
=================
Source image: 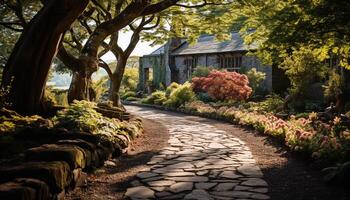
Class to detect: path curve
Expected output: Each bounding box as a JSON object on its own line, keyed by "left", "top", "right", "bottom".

{"left": 125, "top": 106, "right": 270, "bottom": 200}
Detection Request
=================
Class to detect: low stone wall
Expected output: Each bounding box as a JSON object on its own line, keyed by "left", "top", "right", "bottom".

{"left": 0, "top": 117, "right": 143, "bottom": 200}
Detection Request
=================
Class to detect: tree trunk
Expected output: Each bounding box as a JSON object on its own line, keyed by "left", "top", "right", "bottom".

{"left": 66, "top": 55, "right": 98, "bottom": 103}
{"left": 68, "top": 71, "right": 95, "bottom": 103}
{"left": 1, "top": 0, "right": 88, "bottom": 115}
{"left": 109, "top": 57, "right": 127, "bottom": 108}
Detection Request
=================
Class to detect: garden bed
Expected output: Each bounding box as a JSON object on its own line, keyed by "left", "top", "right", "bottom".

{"left": 0, "top": 101, "right": 143, "bottom": 200}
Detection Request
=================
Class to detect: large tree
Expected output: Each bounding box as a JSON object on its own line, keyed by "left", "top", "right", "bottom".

{"left": 1, "top": 0, "right": 89, "bottom": 115}
{"left": 1, "top": 0, "right": 234, "bottom": 114}
{"left": 57, "top": 0, "right": 234, "bottom": 106}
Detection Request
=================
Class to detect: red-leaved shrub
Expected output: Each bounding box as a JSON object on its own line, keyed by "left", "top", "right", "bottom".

{"left": 191, "top": 70, "right": 252, "bottom": 101}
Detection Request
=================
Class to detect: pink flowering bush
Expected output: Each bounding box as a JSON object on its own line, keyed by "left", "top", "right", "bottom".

{"left": 191, "top": 70, "right": 252, "bottom": 101}
{"left": 184, "top": 101, "right": 350, "bottom": 164}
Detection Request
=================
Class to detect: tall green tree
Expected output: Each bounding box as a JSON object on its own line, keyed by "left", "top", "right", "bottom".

{"left": 235, "top": 0, "right": 350, "bottom": 68}
{"left": 1, "top": 0, "right": 88, "bottom": 114}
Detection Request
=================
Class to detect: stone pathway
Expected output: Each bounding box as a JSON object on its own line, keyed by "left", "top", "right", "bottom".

{"left": 124, "top": 106, "right": 269, "bottom": 200}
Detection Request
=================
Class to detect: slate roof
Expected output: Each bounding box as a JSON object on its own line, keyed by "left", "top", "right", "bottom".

{"left": 171, "top": 32, "right": 257, "bottom": 56}
{"left": 147, "top": 45, "right": 165, "bottom": 56}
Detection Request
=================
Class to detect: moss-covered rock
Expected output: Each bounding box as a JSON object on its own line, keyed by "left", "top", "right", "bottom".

{"left": 25, "top": 144, "right": 86, "bottom": 169}
{"left": 0, "top": 161, "right": 71, "bottom": 193}
{"left": 0, "top": 108, "right": 53, "bottom": 134}
{"left": 0, "top": 178, "right": 50, "bottom": 200}
{"left": 71, "top": 169, "right": 87, "bottom": 189}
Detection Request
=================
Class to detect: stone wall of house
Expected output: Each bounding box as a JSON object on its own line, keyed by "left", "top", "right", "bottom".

{"left": 172, "top": 54, "right": 272, "bottom": 92}
{"left": 138, "top": 55, "right": 166, "bottom": 91}
{"left": 173, "top": 56, "right": 188, "bottom": 83}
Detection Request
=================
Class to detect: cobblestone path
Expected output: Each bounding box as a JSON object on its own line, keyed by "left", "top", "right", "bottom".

{"left": 124, "top": 106, "right": 270, "bottom": 200}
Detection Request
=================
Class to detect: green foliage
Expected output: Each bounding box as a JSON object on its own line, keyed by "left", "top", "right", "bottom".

{"left": 165, "top": 82, "right": 180, "bottom": 97}
{"left": 323, "top": 69, "right": 343, "bottom": 101}
{"left": 54, "top": 100, "right": 103, "bottom": 133}
{"left": 192, "top": 66, "right": 214, "bottom": 78}
{"left": 196, "top": 92, "right": 214, "bottom": 103}
{"left": 122, "top": 68, "right": 139, "bottom": 92}
{"left": 125, "top": 96, "right": 140, "bottom": 101}
{"left": 248, "top": 94, "right": 284, "bottom": 113}
{"left": 121, "top": 91, "right": 136, "bottom": 100}
{"left": 281, "top": 47, "right": 327, "bottom": 100}
{"left": 294, "top": 112, "right": 310, "bottom": 119}
{"left": 0, "top": 1, "right": 41, "bottom": 68}
{"left": 0, "top": 84, "right": 11, "bottom": 108}
{"left": 238, "top": 0, "right": 350, "bottom": 69}
{"left": 245, "top": 68, "right": 266, "bottom": 94}
{"left": 92, "top": 76, "right": 109, "bottom": 102}
{"left": 164, "top": 82, "right": 195, "bottom": 108}
{"left": 141, "top": 90, "right": 167, "bottom": 105}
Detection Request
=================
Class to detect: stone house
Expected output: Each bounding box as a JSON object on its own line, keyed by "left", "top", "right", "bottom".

{"left": 138, "top": 32, "right": 274, "bottom": 93}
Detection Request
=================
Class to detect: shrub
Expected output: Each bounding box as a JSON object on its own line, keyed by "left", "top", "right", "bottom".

{"left": 323, "top": 69, "right": 342, "bottom": 102}
{"left": 192, "top": 66, "right": 214, "bottom": 78}
{"left": 121, "top": 91, "right": 136, "bottom": 100}
{"left": 141, "top": 90, "right": 167, "bottom": 105}
{"left": 249, "top": 94, "right": 284, "bottom": 113}
{"left": 281, "top": 47, "right": 327, "bottom": 101}
{"left": 164, "top": 82, "right": 195, "bottom": 108}
{"left": 165, "top": 82, "right": 180, "bottom": 97}
{"left": 54, "top": 100, "right": 103, "bottom": 132}
{"left": 196, "top": 92, "right": 214, "bottom": 103}
{"left": 125, "top": 96, "right": 140, "bottom": 101}
{"left": 122, "top": 68, "right": 139, "bottom": 91}
{"left": 192, "top": 70, "right": 252, "bottom": 101}
{"left": 245, "top": 68, "right": 266, "bottom": 94}
{"left": 92, "top": 76, "right": 109, "bottom": 102}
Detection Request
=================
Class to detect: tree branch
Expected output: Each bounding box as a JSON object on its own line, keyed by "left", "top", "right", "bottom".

{"left": 0, "top": 21, "right": 24, "bottom": 32}
{"left": 99, "top": 59, "right": 113, "bottom": 78}
{"left": 91, "top": 0, "right": 112, "bottom": 20}
{"left": 142, "top": 16, "right": 161, "bottom": 30}
{"left": 69, "top": 28, "right": 83, "bottom": 51}
{"left": 57, "top": 45, "right": 82, "bottom": 72}
{"left": 175, "top": 0, "right": 232, "bottom": 8}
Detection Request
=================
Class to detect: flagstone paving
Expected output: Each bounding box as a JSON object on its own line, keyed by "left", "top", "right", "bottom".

{"left": 124, "top": 107, "right": 269, "bottom": 200}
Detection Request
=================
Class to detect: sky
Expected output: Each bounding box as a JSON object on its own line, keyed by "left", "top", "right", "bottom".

{"left": 101, "top": 30, "right": 162, "bottom": 62}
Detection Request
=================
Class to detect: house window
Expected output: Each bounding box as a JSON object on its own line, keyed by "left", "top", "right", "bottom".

{"left": 218, "top": 54, "right": 242, "bottom": 72}
{"left": 184, "top": 56, "right": 198, "bottom": 74}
